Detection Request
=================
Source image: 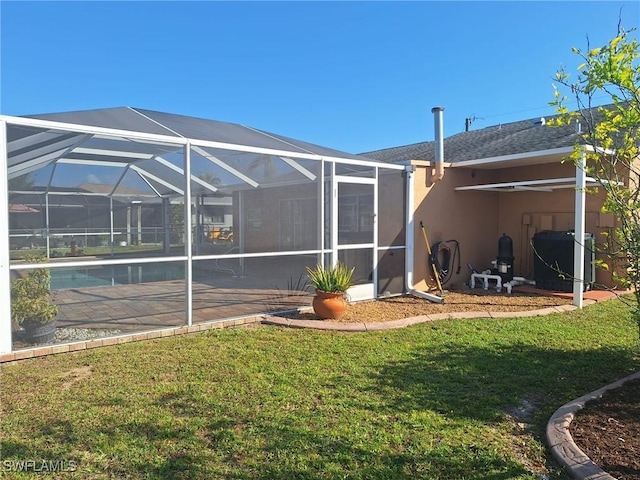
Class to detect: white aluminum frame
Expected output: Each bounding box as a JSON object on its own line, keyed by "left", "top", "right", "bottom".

{"left": 0, "top": 121, "right": 12, "bottom": 353}
{"left": 334, "top": 174, "right": 377, "bottom": 301}
{"left": 1, "top": 113, "right": 405, "bottom": 354}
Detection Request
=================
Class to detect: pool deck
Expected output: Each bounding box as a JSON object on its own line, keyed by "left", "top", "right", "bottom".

{"left": 52, "top": 281, "right": 277, "bottom": 331}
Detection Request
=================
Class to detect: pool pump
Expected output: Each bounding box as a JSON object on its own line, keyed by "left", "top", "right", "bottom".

{"left": 495, "top": 233, "right": 514, "bottom": 282}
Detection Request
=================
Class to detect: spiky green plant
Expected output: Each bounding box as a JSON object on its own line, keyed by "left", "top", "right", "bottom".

{"left": 305, "top": 262, "right": 355, "bottom": 293}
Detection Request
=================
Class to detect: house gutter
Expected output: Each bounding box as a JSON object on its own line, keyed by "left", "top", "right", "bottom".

{"left": 450, "top": 146, "right": 576, "bottom": 169}
{"left": 404, "top": 164, "right": 444, "bottom": 304}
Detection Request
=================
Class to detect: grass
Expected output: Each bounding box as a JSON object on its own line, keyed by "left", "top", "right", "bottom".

{"left": 1, "top": 298, "right": 639, "bottom": 479}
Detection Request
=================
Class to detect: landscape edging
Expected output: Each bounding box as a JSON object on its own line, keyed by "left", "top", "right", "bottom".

{"left": 546, "top": 370, "right": 640, "bottom": 480}
{"left": 262, "top": 305, "right": 578, "bottom": 331}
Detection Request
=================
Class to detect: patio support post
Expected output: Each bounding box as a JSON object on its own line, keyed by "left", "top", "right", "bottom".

{"left": 109, "top": 197, "right": 114, "bottom": 257}
{"left": 0, "top": 120, "right": 13, "bottom": 354}
{"left": 573, "top": 149, "right": 587, "bottom": 308}
{"left": 404, "top": 165, "right": 415, "bottom": 290}
{"left": 162, "top": 198, "right": 171, "bottom": 254}
{"left": 318, "top": 159, "right": 325, "bottom": 266}
{"left": 330, "top": 161, "right": 337, "bottom": 267}
{"left": 137, "top": 204, "right": 142, "bottom": 246}
{"left": 194, "top": 195, "right": 201, "bottom": 256}
{"left": 238, "top": 191, "right": 245, "bottom": 277}
{"left": 184, "top": 143, "right": 193, "bottom": 327}
{"left": 372, "top": 167, "right": 379, "bottom": 296}
{"left": 126, "top": 205, "right": 132, "bottom": 246}
{"left": 45, "top": 193, "right": 50, "bottom": 258}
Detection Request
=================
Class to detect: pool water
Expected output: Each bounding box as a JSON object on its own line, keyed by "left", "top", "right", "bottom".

{"left": 50, "top": 263, "right": 185, "bottom": 290}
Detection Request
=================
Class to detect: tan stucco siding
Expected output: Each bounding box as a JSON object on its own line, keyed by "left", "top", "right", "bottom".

{"left": 413, "top": 161, "right": 617, "bottom": 291}
{"left": 412, "top": 165, "right": 500, "bottom": 291}
{"left": 496, "top": 163, "right": 612, "bottom": 286}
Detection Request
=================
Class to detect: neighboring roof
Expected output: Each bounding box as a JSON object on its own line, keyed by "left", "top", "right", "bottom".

{"left": 9, "top": 204, "right": 39, "bottom": 214}
{"left": 76, "top": 183, "right": 151, "bottom": 196}
{"left": 361, "top": 115, "right": 583, "bottom": 165}
{"left": 24, "top": 106, "right": 366, "bottom": 162}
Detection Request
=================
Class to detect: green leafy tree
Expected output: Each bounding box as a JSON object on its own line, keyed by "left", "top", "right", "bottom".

{"left": 197, "top": 172, "right": 221, "bottom": 187}
{"left": 8, "top": 173, "right": 35, "bottom": 192}
{"left": 549, "top": 23, "right": 640, "bottom": 332}
{"left": 169, "top": 202, "right": 185, "bottom": 244}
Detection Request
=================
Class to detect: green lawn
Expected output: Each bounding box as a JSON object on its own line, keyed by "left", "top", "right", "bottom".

{"left": 1, "top": 298, "right": 639, "bottom": 479}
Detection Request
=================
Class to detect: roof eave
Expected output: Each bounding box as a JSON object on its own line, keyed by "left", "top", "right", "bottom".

{"left": 449, "top": 146, "right": 577, "bottom": 170}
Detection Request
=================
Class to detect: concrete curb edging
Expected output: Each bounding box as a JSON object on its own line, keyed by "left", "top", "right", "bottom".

{"left": 546, "top": 370, "right": 640, "bottom": 480}
{"left": 261, "top": 304, "right": 581, "bottom": 331}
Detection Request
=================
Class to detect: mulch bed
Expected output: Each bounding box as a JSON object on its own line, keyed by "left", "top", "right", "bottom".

{"left": 570, "top": 378, "right": 640, "bottom": 480}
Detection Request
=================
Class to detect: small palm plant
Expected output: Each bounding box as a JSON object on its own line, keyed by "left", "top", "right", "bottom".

{"left": 306, "top": 262, "right": 355, "bottom": 293}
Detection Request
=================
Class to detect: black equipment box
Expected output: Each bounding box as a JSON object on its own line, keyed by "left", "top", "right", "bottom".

{"left": 532, "top": 231, "right": 595, "bottom": 292}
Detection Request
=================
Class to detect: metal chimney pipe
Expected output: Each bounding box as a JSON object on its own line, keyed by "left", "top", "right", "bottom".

{"left": 431, "top": 106, "right": 445, "bottom": 182}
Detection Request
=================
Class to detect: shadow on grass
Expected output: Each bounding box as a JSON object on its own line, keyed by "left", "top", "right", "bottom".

{"left": 368, "top": 340, "right": 639, "bottom": 425}
{"left": 0, "top": 393, "right": 533, "bottom": 480}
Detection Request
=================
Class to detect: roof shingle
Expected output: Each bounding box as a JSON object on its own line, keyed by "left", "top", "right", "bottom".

{"left": 361, "top": 115, "right": 583, "bottom": 164}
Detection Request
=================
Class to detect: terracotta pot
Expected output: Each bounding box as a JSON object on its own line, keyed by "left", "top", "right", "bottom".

{"left": 312, "top": 290, "right": 347, "bottom": 320}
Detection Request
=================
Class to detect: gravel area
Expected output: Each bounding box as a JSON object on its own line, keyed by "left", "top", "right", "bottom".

{"left": 13, "top": 327, "right": 123, "bottom": 348}
{"left": 288, "top": 286, "right": 573, "bottom": 323}
{"left": 53, "top": 328, "right": 123, "bottom": 342}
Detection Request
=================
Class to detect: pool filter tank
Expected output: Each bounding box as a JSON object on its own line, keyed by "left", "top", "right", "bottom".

{"left": 496, "top": 233, "right": 514, "bottom": 282}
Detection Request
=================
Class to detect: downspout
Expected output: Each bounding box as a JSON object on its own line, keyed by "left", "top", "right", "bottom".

{"left": 404, "top": 164, "right": 443, "bottom": 303}
{"left": 431, "top": 106, "right": 445, "bottom": 183}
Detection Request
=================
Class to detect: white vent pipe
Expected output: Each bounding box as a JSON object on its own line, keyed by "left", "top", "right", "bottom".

{"left": 432, "top": 106, "right": 445, "bottom": 182}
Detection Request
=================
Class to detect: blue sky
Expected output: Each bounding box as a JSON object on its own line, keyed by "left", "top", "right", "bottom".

{"left": 1, "top": 1, "right": 638, "bottom": 154}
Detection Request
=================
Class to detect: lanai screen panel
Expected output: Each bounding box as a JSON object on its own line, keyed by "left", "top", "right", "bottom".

{"left": 7, "top": 120, "right": 189, "bottom": 351}
{"left": 8, "top": 124, "right": 185, "bottom": 259}
{"left": 189, "top": 145, "right": 322, "bottom": 320}
{"left": 377, "top": 170, "right": 406, "bottom": 295}
{"left": 4, "top": 110, "right": 407, "bottom": 353}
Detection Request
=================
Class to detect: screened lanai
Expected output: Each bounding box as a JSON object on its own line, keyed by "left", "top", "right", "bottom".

{"left": 0, "top": 108, "right": 407, "bottom": 353}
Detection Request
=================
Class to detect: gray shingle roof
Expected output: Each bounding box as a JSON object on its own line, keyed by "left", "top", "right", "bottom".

{"left": 360, "top": 115, "right": 584, "bottom": 164}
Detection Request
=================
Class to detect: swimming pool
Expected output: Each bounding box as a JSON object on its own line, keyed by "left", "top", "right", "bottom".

{"left": 50, "top": 263, "right": 185, "bottom": 290}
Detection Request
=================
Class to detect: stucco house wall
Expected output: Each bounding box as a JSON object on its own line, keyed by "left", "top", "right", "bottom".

{"left": 411, "top": 160, "right": 618, "bottom": 292}
{"left": 363, "top": 108, "right": 625, "bottom": 295}
{"left": 495, "top": 162, "right": 615, "bottom": 287}
{"left": 411, "top": 164, "right": 500, "bottom": 291}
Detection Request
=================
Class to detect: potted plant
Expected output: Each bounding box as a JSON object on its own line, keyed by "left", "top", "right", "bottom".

{"left": 306, "top": 262, "right": 355, "bottom": 319}
{"left": 11, "top": 254, "right": 58, "bottom": 344}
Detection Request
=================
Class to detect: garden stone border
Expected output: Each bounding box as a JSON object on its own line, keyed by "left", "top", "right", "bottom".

{"left": 546, "top": 370, "right": 640, "bottom": 480}
{"left": 262, "top": 303, "right": 581, "bottom": 331}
